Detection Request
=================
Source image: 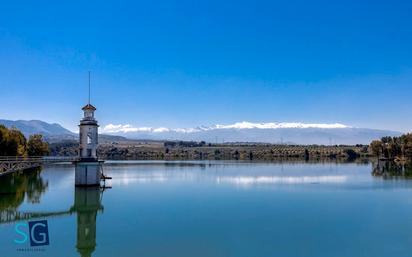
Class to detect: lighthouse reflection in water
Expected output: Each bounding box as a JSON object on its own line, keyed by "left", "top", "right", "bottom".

{"left": 73, "top": 187, "right": 104, "bottom": 257}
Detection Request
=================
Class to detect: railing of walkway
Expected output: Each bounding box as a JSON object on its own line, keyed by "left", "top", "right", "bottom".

{"left": 0, "top": 156, "right": 79, "bottom": 176}
{"left": 0, "top": 156, "right": 78, "bottom": 162}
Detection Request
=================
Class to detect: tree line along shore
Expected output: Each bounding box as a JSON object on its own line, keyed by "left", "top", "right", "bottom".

{"left": 0, "top": 125, "right": 49, "bottom": 157}
{"left": 2, "top": 126, "right": 412, "bottom": 162}
{"left": 50, "top": 140, "right": 369, "bottom": 161}
{"left": 48, "top": 134, "right": 412, "bottom": 162}
{"left": 370, "top": 134, "right": 412, "bottom": 162}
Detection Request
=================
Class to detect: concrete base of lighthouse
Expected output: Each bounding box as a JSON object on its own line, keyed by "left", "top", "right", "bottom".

{"left": 74, "top": 161, "right": 104, "bottom": 186}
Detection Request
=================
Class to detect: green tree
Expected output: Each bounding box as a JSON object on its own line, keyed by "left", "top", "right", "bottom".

{"left": 0, "top": 125, "right": 8, "bottom": 155}
{"left": 8, "top": 128, "right": 27, "bottom": 156}
{"left": 0, "top": 126, "right": 27, "bottom": 156}
{"left": 370, "top": 140, "right": 383, "bottom": 158}
{"left": 27, "top": 134, "right": 49, "bottom": 156}
{"left": 403, "top": 134, "right": 412, "bottom": 160}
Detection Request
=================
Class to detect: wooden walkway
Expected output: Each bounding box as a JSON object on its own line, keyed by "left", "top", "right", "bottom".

{"left": 0, "top": 156, "right": 78, "bottom": 177}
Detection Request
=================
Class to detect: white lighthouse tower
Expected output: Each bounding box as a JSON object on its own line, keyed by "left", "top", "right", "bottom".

{"left": 79, "top": 104, "right": 98, "bottom": 160}
{"left": 75, "top": 72, "right": 103, "bottom": 186}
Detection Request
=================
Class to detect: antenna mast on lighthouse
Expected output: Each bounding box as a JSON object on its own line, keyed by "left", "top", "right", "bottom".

{"left": 75, "top": 70, "right": 103, "bottom": 186}
{"left": 88, "top": 71, "right": 91, "bottom": 105}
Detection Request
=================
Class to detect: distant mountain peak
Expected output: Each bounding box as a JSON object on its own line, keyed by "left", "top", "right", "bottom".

{"left": 0, "top": 119, "right": 75, "bottom": 137}
{"left": 0, "top": 119, "right": 132, "bottom": 143}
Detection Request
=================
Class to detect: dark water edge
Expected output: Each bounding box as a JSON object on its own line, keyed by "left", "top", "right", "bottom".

{"left": 0, "top": 167, "right": 47, "bottom": 209}
{"left": 372, "top": 160, "right": 412, "bottom": 179}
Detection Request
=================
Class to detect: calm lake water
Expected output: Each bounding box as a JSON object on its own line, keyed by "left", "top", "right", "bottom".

{"left": 1, "top": 161, "right": 412, "bottom": 257}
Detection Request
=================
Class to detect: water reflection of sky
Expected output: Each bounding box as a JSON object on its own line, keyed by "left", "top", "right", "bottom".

{"left": 104, "top": 161, "right": 369, "bottom": 186}
{"left": 3, "top": 161, "right": 412, "bottom": 257}
{"left": 216, "top": 175, "right": 348, "bottom": 185}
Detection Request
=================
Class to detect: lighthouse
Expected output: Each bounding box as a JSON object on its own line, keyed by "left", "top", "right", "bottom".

{"left": 75, "top": 72, "right": 103, "bottom": 186}
{"left": 79, "top": 104, "right": 98, "bottom": 160}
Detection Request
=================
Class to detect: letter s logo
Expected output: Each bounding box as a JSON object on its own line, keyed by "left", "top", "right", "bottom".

{"left": 14, "top": 223, "right": 28, "bottom": 244}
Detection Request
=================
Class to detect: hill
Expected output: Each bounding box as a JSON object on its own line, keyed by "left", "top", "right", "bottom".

{"left": 0, "top": 119, "right": 130, "bottom": 143}
{"left": 0, "top": 119, "right": 74, "bottom": 137}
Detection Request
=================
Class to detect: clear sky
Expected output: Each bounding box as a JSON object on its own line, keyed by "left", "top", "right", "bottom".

{"left": 0, "top": 0, "right": 412, "bottom": 132}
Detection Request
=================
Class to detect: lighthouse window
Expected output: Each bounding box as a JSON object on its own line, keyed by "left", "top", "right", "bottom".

{"left": 87, "top": 134, "right": 92, "bottom": 145}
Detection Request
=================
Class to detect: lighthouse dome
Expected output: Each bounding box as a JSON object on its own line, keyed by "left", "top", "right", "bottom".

{"left": 82, "top": 104, "right": 96, "bottom": 111}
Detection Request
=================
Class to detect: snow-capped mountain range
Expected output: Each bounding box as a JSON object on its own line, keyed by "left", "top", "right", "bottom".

{"left": 103, "top": 121, "right": 350, "bottom": 133}
{"left": 0, "top": 119, "right": 402, "bottom": 145}
{"left": 102, "top": 121, "right": 401, "bottom": 145}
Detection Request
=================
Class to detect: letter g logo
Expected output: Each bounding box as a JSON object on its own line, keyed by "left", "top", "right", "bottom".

{"left": 28, "top": 220, "right": 50, "bottom": 246}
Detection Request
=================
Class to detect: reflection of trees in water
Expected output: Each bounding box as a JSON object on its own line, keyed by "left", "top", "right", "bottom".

{"left": 372, "top": 161, "right": 412, "bottom": 179}
{"left": 0, "top": 169, "right": 104, "bottom": 257}
{"left": 0, "top": 167, "right": 48, "bottom": 210}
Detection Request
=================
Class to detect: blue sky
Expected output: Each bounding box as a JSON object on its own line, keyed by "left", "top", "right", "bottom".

{"left": 0, "top": 0, "right": 412, "bottom": 132}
